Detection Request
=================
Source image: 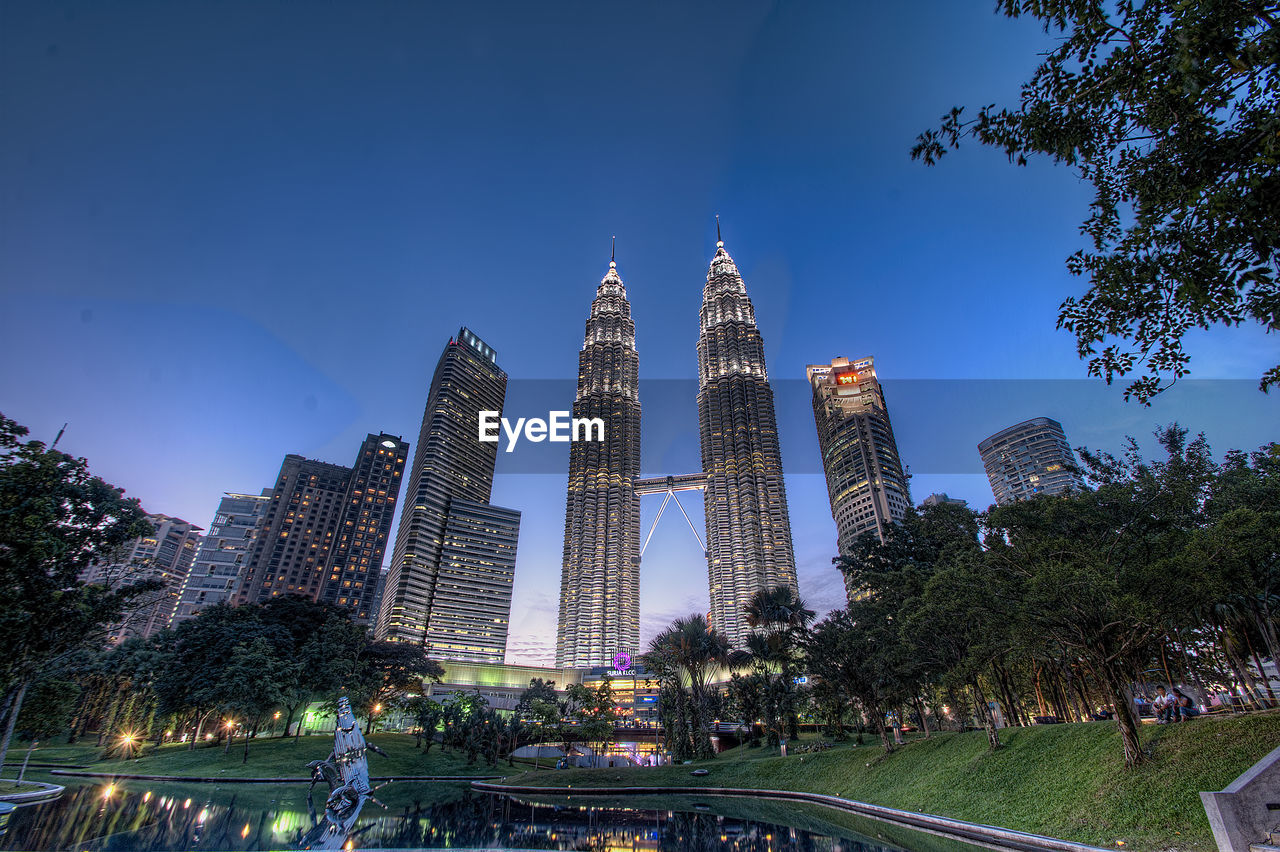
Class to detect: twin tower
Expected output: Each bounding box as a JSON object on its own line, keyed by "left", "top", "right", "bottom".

{"left": 556, "top": 228, "right": 798, "bottom": 668}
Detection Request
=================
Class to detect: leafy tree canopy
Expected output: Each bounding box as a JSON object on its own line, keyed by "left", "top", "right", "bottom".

{"left": 914, "top": 1, "right": 1279, "bottom": 402}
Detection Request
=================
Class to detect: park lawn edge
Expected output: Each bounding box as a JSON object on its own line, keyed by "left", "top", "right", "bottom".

{"left": 494, "top": 715, "right": 1280, "bottom": 852}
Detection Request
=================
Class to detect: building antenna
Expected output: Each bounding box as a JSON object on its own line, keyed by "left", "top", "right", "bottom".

{"left": 715, "top": 214, "right": 722, "bottom": 246}
{"left": 611, "top": 235, "right": 616, "bottom": 266}
{"left": 51, "top": 422, "right": 68, "bottom": 450}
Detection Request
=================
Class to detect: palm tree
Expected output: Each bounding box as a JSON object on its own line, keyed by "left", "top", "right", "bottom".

{"left": 744, "top": 586, "right": 815, "bottom": 742}
{"left": 642, "top": 614, "right": 731, "bottom": 760}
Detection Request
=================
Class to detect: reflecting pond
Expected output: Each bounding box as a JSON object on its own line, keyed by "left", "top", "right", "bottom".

{"left": 2, "top": 779, "right": 986, "bottom": 852}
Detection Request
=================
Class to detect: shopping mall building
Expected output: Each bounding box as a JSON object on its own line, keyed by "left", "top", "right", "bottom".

{"left": 424, "top": 661, "right": 664, "bottom": 763}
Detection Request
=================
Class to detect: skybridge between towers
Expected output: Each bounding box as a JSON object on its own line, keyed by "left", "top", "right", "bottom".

{"left": 633, "top": 474, "right": 708, "bottom": 560}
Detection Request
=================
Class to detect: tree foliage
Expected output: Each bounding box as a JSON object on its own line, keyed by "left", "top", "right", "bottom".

{"left": 0, "top": 412, "right": 158, "bottom": 770}
{"left": 820, "top": 424, "right": 1277, "bottom": 768}
{"left": 913, "top": 1, "right": 1280, "bottom": 401}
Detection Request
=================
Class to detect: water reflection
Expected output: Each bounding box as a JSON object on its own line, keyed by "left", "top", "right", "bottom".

{"left": 3, "top": 780, "right": 941, "bottom": 852}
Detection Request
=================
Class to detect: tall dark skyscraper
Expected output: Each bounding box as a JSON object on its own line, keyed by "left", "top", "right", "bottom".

{"left": 235, "top": 433, "right": 407, "bottom": 622}
{"left": 557, "top": 249, "right": 642, "bottom": 668}
{"left": 807, "top": 356, "right": 911, "bottom": 552}
{"left": 697, "top": 226, "right": 797, "bottom": 646}
{"left": 377, "top": 328, "right": 521, "bottom": 663}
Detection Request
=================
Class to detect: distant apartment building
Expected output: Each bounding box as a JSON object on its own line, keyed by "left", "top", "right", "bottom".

{"left": 920, "top": 492, "right": 968, "bottom": 510}
{"left": 978, "top": 416, "right": 1085, "bottom": 505}
{"left": 170, "top": 490, "right": 271, "bottom": 626}
{"left": 376, "top": 328, "right": 521, "bottom": 664}
{"left": 807, "top": 356, "right": 911, "bottom": 560}
{"left": 235, "top": 433, "right": 408, "bottom": 623}
{"left": 81, "top": 513, "right": 203, "bottom": 642}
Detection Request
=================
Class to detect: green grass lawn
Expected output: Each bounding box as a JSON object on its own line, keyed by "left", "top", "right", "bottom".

{"left": 1, "top": 741, "right": 103, "bottom": 768}
{"left": 497, "top": 714, "right": 1280, "bottom": 852}
{"left": 86, "top": 733, "right": 503, "bottom": 779}
{"left": 0, "top": 780, "right": 57, "bottom": 795}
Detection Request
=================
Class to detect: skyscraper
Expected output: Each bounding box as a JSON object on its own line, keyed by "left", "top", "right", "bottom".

{"left": 235, "top": 433, "right": 407, "bottom": 622}
{"left": 171, "top": 489, "right": 271, "bottom": 625}
{"left": 698, "top": 225, "right": 797, "bottom": 647}
{"left": 82, "top": 513, "right": 203, "bottom": 642}
{"left": 377, "top": 328, "right": 522, "bottom": 663}
{"left": 807, "top": 356, "right": 911, "bottom": 559}
{"left": 427, "top": 500, "right": 521, "bottom": 663}
{"left": 979, "top": 416, "right": 1085, "bottom": 505}
{"left": 556, "top": 248, "right": 642, "bottom": 668}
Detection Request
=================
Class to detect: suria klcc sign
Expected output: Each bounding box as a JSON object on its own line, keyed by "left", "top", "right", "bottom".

{"left": 608, "top": 651, "right": 634, "bottom": 676}
{"left": 478, "top": 411, "right": 605, "bottom": 453}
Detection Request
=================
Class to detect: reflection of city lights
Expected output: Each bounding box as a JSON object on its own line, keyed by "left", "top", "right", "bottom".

{"left": 198, "top": 808, "right": 208, "bottom": 824}
{"left": 183, "top": 798, "right": 192, "bottom": 809}
{"left": 242, "top": 823, "right": 251, "bottom": 838}
{"left": 102, "top": 784, "right": 115, "bottom": 798}
{"left": 143, "top": 791, "right": 151, "bottom": 802}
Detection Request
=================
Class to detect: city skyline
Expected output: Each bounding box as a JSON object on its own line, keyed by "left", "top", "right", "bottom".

{"left": 3, "top": 2, "right": 1276, "bottom": 666}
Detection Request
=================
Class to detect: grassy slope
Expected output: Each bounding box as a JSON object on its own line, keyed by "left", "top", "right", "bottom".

{"left": 499, "top": 715, "right": 1280, "bottom": 852}
{"left": 87, "top": 733, "right": 500, "bottom": 779}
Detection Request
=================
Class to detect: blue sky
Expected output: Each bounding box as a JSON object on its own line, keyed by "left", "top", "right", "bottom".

{"left": 2, "top": 1, "right": 1276, "bottom": 665}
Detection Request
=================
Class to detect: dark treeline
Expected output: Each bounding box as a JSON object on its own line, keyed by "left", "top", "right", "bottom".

{"left": 42, "top": 597, "right": 443, "bottom": 762}
{"left": 650, "top": 426, "right": 1278, "bottom": 769}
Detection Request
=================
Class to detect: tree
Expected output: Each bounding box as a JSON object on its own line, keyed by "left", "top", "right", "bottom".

{"left": 216, "top": 637, "right": 287, "bottom": 763}
{"left": 913, "top": 1, "right": 1280, "bottom": 402}
{"left": 564, "top": 680, "right": 617, "bottom": 760}
{"left": 743, "top": 585, "right": 817, "bottom": 743}
{"left": 403, "top": 696, "right": 444, "bottom": 752}
{"left": 803, "top": 606, "right": 911, "bottom": 754}
{"left": 0, "top": 413, "right": 158, "bottom": 772}
{"left": 985, "top": 425, "right": 1217, "bottom": 766}
{"left": 642, "top": 614, "right": 731, "bottom": 761}
{"left": 256, "top": 597, "right": 367, "bottom": 739}
{"left": 12, "top": 673, "right": 80, "bottom": 785}
{"left": 515, "top": 678, "right": 558, "bottom": 720}
{"left": 525, "top": 699, "right": 561, "bottom": 770}
{"left": 152, "top": 603, "right": 265, "bottom": 749}
{"left": 343, "top": 641, "right": 444, "bottom": 734}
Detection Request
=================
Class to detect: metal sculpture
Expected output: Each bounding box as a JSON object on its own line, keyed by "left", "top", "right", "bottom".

{"left": 299, "top": 697, "right": 389, "bottom": 850}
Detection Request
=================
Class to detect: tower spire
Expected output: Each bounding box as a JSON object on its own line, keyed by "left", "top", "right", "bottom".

{"left": 716, "top": 214, "right": 723, "bottom": 248}
{"left": 610, "top": 235, "right": 616, "bottom": 269}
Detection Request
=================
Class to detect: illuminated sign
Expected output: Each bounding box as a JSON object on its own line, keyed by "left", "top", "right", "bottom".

{"left": 836, "top": 374, "right": 856, "bottom": 385}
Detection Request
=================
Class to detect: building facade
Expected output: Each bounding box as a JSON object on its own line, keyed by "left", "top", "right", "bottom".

{"left": 557, "top": 251, "right": 643, "bottom": 668}
{"left": 807, "top": 356, "right": 911, "bottom": 560}
{"left": 978, "top": 416, "right": 1085, "bottom": 505}
{"left": 377, "top": 328, "right": 521, "bottom": 663}
{"left": 425, "top": 499, "right": 521, "bottom": 664}
{"left": 235, "top": 433, "right": 407, "bottom": 622}
{"left": 697, "top": 229, "right": 797, "bottom": 646}
{"left": 82, "top": 513, "right": 203, "bottom": 642}
{"left": 171, "top": 490, "right": 271, "bottom": 625}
